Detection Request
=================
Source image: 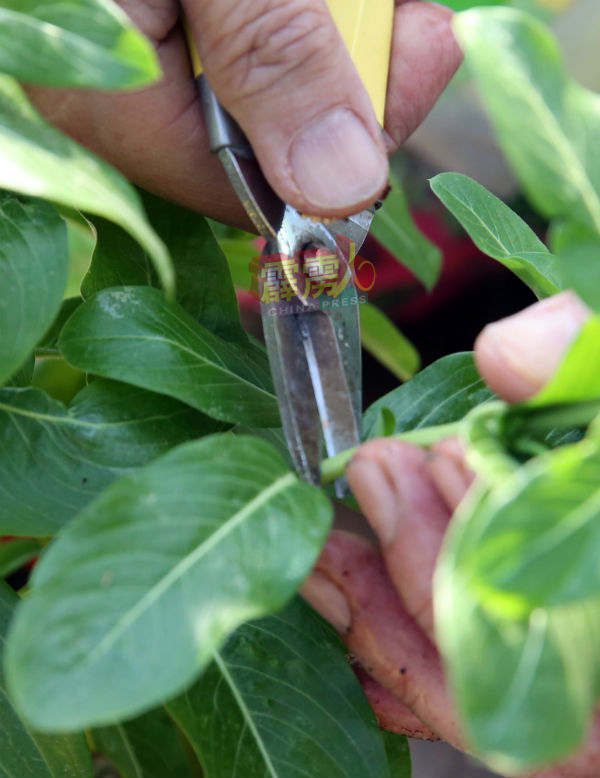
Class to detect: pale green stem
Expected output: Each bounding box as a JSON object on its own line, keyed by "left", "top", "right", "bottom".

{"left": 320, "top": 422, "right": 462, "bottom": 485}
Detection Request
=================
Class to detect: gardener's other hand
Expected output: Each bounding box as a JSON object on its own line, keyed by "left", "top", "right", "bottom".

{"left": 302, "top": 291, "right": 600, "bottom": 778}
{"left": 25, "top": 0, "right": 461, "bottom": 226}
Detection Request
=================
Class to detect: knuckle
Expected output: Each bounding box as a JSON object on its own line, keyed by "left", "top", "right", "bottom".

{"left": 204, "top": 0, "right": 337, "bottom": 102}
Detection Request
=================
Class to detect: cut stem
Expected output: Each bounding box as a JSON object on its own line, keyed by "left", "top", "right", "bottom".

{"left": 321, "top": 422, "right": 462, "bottom": 485}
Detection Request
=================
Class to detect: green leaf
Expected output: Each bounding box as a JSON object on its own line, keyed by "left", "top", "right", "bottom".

{"left": 462, "top": 401, "right": 521, "bottom": 486}
{"left": 219, "top": 236, "right": 258, "bottom": 292}
{"left": 167, "top": 597, "right": 391, "bottom": 778}
{"left": 0, "top": 380, "right": 220, "bottom": 535}
{"left": 231, "top": 425, "right": 293, "bottom": 469}
{"left": 83, "top": 192, "right": 247, "bottom": 342}
{"left": 363, "top": 353, "right": 492, "bottom": 439}
{"left": 0, "top": 193, "right": 68, "bottom": 385}
{"left": 360, "top": 304, "right": 420, "bottom": 382}
{"left": 436, "top": 483, "right": 600, "bottom": 771}
{"left": 370, "top": 174, "right": 442, "bottom": 290}
{"left": 0, "top": 539, "right": 42, "bottom": 579}
{"left": 93, "top": 708, "right": 193, "bottom": 778}
{"left": 454, "top": 7, "right": 600, "bottom": 233}
{"left": 37, "top": 298, "right": 83, "bottom": 354}
{"left": 0, "top": 582, "right": 93, "bottom": 777}
{"left": 549, "top": 222, "right": 600, "bottom": 312}
{"left": 7, "top": 353, "right": 35, "bottom": 387}
{"left": 459, "top": 437, "right": 600, "bottom": 614}
{"left": 0, "top": 76, "right": 173, "bottom": 295}
{"left": 561, "top": 240, "right": 600, "bottom": 313}
{"left": 382, "top": 732, "right": 411, "bottom": 778}
{"left": 65, "top": 212, "right": 95, "bottom": 297}
{"left": 430, "top": 173, "right": 561, "bottom": 298}
{"left": 59, "top": 286, "right": 280, "bottom": 427}
{"left": 6, "top": 436, "right": 332, "bottom": 731}
{"left": 0, "top": 0, "right": 159, "bottom": 88}
{"left": 370, "top": 407, "right": 397, "bottom": 439}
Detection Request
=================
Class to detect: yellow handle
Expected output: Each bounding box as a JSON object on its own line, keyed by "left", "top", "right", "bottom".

{"left": 326, "top": 0, "right": 393, "bottom": 125}
{"left": 187, "top": 0, "right": 394, "bottom": 126}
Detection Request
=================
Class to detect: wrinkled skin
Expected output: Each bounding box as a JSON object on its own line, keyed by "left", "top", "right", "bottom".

{"left": 26, "top": 1, "right": 461, "bottom": 225}
{"left": 303, "top": 291, "right": 599, "bottom": 778}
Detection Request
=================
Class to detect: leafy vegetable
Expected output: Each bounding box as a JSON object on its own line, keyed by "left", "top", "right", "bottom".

{"left": 436, "top": 477, "right": 600, "bottom": 771}
{"left": 454, "top": 7, "right": 600, "bottom": 234}
{"left": 168, "top": 598, "right": 395, "bottom": 778}
{"left": 0, "top": 582, "right": 93, "bottom": 777}
{"left": 0, "top": 380, "right": 221, "bottom": 535}
{"left": 59, "top": 287, "right": 280, "bottom": 427}
{"left": 430, "top": 172, "right": 561, "bottom": 298}
{"left": 6, "top": 436, "right": 332, "bottom": 731}
{"left": 83, "top": 192, "right": 246, "bottom": 342}
{"left": 0, "top": 0, "right": 160, "bottom": 88}
{"left": 360, "top": 304, "right": 420, "bottom": 382}
{"left": 0, "top": 76, "right": 173, "bottom": 294}
{"left": 363, "top": 353, "right": 492, "bottom": 439}
{"left": 93, "top": 708, "right": 193, "bottom": 778}
{"left": 371, "top": 173, "right": 441, "bottom": 290}
{"left": 0, "top": 193, "right": 68, "bottom": 385}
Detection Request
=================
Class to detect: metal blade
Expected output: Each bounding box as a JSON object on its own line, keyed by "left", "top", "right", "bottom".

{"left": 262, "top": 301, "right": 361, "bottom": 492}
{"left": 298, "top": 309, "right": 361, "bottom": 482}
{"left": 263, "top": 312, "right": 322, "bottom": 484}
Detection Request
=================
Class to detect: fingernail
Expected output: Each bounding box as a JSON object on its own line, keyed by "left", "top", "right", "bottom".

{"left": 290, "top": 108, "right": 388, "bottom": 211}
{"left": 346, "top": 456, "right": 398, "bottom": 546}
{"left": 478, "top": 291, "right": 590, "bottom": 396}
{"left": 301, "top": 572, "right": 351, "bottom": 633}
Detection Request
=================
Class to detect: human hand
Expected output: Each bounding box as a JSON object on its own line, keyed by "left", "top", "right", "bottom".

{"left": 25, "top": 1, "right": 461, "bottom": 226}
{"left": 302, "top": 291, "right": 599, "bottom": 778}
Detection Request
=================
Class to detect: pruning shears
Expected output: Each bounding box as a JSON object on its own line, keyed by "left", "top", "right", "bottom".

{"left": 187, "top": 1, "right": 394, "bottom": 494}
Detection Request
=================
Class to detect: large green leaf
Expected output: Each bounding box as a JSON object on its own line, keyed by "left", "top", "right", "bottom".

{"left": 454, "top": 7, "right": 600, "bottom": 233}
{"left": 83, "top": 191, "right": 246, "bottom": 342}
{"left": 0, "top": 76, "right": 173, "bottom": 294}
{"left": 6, "top": 435, "right": 332, "bottom": 731}
{"left": 168, "top": 597, "right": 393, "bottom": 778}
{"left": 436, "top": 484, "right": 600, "bottom": 771}
{"left": 0, "top": 0, "right": 159, "bottom": 88}
{"left": 370, "top": 173, "right": 441, "bottom": 290}
{"left": 551, "top": 223, "right": 600, "bottom": 312}
{"left": 430, "top": 173, "right": 561, "bottom": 298}
{"left": 458, "top": 437, "right": 600, "bottom": 613}
{"left": 363, "top": 353, "right": 492, "bottom": 439}
{"left": 360, "top": 304, "right": 420, "bottom": 382}
{"left": 59, "top": 286, "right": 280, "bottom": 427}
{"left": 0, "top": 582, "right": 93, "bottom": 777}
{"left": 0, "top": 193, "right": 68, "bottom": 385}
{"left": 93, "top": 708, "right": 193, "bottom": 778}
{"left": 0, "top": 380, "right": 220, "bottom": 536}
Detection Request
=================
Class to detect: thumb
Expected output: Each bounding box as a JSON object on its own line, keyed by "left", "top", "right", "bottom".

{"left": 183, "top": 0, "right": 389, "bottom": 217}
{"left": 475, "top": 291, "right": 591, "bottom": 403}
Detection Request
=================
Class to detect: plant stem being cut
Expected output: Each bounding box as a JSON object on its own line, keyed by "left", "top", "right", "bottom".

{"left": 320, "top": 421, "right": 462, "bottom": 485}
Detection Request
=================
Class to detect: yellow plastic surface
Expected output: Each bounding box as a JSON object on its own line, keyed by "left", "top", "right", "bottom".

{"left": 187, "top": 1, "right": 393, "bottom": 125}
{"left": 325, "top": 0, "right": 393, "bottom": 125}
